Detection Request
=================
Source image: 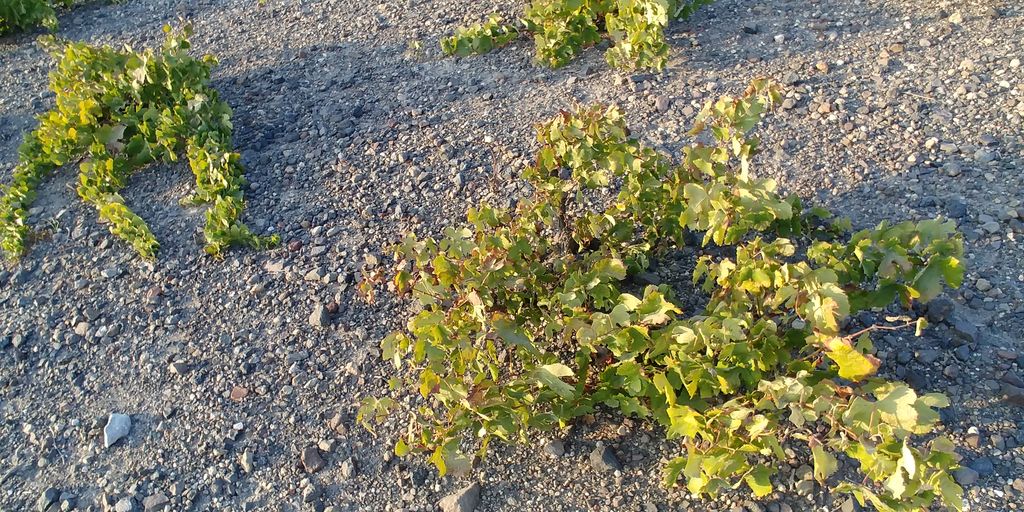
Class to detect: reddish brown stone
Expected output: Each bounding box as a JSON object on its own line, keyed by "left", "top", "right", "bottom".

{"left": 230, "top": 385, "right": 249, "bottom": 402}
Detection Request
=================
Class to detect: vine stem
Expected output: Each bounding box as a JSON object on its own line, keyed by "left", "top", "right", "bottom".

{"left": 841, "top": 319, "right": 916, "bottom": 342}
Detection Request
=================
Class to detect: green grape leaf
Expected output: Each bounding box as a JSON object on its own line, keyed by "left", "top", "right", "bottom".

{"left": 534, "top": 363, "right": 576, "bottom": 399}
{"left": 744, "top": 465, "right": 775, "bottom": 497}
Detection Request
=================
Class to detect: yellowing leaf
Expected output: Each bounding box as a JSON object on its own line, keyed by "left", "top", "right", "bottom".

{"left": 395, "top": 439, "right": 410, "bottom": 457}
{"left": 900, "top": 441, "right": 916, "bottom": 478}
{"left": 823, "top": 337, "right": 880, "bottom": 381}
{"left": 666, "top": 405, "right": 703, "bottom": 439}
{"left": 811, "top": 444, "right": 837, "bottom": 482}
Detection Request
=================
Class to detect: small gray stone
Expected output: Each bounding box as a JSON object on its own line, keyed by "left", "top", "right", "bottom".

{"left": 103, "top": 413, "right": 131, "bottom": 448}
{"left": 114, "top": 497, "right": 136, "bottom": 512}
{"left": 340, "top": 457, "right": 356, "bottom": 479}
{"left": 300, "top": 446, "right": 325, "bottom": 473}
{"left": 287, "top": 350, "right": 309, "bottom": 363}
{"left": 953, "top": 345, "right": 971, "bottom": 361}
{"left": 240, "top": 450, "right": 254, "bottom": 473}
{"left": 973, "top": 149, "right": 996, "bottom": 163}
{"left": 654, "top": 95, "right": 670, "bottom": 113}
{"left": 1004, "top": 384, "right": 1024, "bottom": 406}
{"left": 543, "top": 439, "right": 565, "bottom": 458}
{"left": 59, "top": 494, "right": 76, "bottom": 511}
{"left": 37, "top": 488, "right": 59, "bottom": 512}
{"left": 168, "top": 362, "right": 188, "bottom": 376}
{"left": 304, "top": 268, "right": 325, "bottom": 282}
{"left": 142, "top": 492, "right": 169, "bottom": 512}
{"left": 101, "top": 267, "right": 122, "bottom": 279}
{"left": 946, "top": 198, "right": 968, "bottom": 219}
{"left": 926, "top": 297, "right": 955, "bottom": 323}
{"left": 904, "top": 369, "right": 929, "bottom": 390}
{"left": 590, "top": 442, "right": 622, "bottom": 472}
{"left": 301, "top": 482, "right": 322, "bottom": 503}
{"left": 1001, "top": 371, "right": 1024, "bottom": 388}
{"left": 943, "top": 162, "right": 962, "bottom": 177}
{"left": 839, "top": 498, "right": 862, "bottom": 512}
{"left": 309, "top": 304, "right": 330, "bottom": 328}
{"left": 438, "top": 482, "right": 481, "bottom": 512}
{"left": 968, "top": 457, "right": 994, "bottom": 476}
{"left": 950, "top": 317, "right": 979, "bottom": 344}
{"left": 916, "top": 349, "right": 941, "bottom": 364}
{"left": 977, "top": 133, "right": 997, "bottom": 146}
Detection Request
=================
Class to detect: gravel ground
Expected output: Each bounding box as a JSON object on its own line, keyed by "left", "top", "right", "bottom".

{"left": 1, "top": 0, "right": 1023, "bottom": 511}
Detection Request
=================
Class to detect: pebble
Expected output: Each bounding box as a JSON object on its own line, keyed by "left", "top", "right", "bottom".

{"left": 543, "top": 439, "right": 565, "bottom": 458}
{"left": 916, "top": 349, "right": 940, "bottom": 364}
{"left": 230, "top": 385, "right": 249, "bottom": 401}
{"left": 969, "top": 457, "right": 995, "bottom": 476}
{"left": 438, "top": 482, "right": 481, "bottom": 512}
{"left": 100, "top": 267, "right": 122, "bottom": 279}
{"left": 300, "top": 446, "right": 325, "bottom": 473}
{"left": 340, "top": 457, "right": 356, "bottom": 479}
{"left": 1004, "top": 384, "right": 1024, "bottom": 406}
{"left": 974, "top": 149, "right": 997, "bottom": 163}
{"left": 926, "top": 297, "right": 955, "bottom": 323}
{"left": 655, "top": 95, "right": 670, "bottom": 113}
{"left": 240, "top": 450, "right": 254, "bottom": 473}
{"left": 954, "top": 345, "right": 971, "bottom": 361}
{"left": 954, "top": 466, "right": 979, "bottom": 486}
{"left": 142, "top": 492, "right": 169, "bottom": 512}
{"left": 103, "top": 413, "right": 131, "bottom": 448}
{"left": 168, "top": 362, "right": 188, "bottom": 376}
{"left": 589, "top": 442, "right": 623, "bottom": 472}
{"left": 114, "top": 497, "right": 135, "bottom": 512}
{"left": 37, "top": 488, "right": 58, "bottom": 512}
{"left": 309, "top": 303, "right": 330, "bottom": 328}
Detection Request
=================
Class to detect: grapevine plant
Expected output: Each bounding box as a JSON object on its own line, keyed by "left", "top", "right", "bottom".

{"left": 441, "top": 0, "right": 714, "bottom": 71}
{"left": 359, "top": 80, "right": 966, "bottom": 511}
{"left": 0, "top": 26, "right": 278, "bottom": 260}
{"left": 0, "top": 0, "right": 70, "bottom": 35}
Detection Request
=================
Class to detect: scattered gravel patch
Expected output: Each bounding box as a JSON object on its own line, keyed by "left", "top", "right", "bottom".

{"left": 1, "top": 0, "right": 1022, "bottom": 510}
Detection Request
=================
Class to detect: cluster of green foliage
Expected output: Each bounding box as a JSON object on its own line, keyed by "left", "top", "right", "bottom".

{"left": 0, "top": 25, "right": 278, "bottom": 260}
{"left": 441, "top": 14, "right": 519, "bottom": 57}
{"left": 359, "top": 80, "right": 966, "bottom": 511}
{"left": 0, "top": 0, "right": 70, "bottom": 35}
{"left": 442, "top": 0, "right": 713, "bottom": 71}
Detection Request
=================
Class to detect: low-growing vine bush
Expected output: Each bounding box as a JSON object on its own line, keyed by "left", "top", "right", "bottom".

{"left": 0, "top": 0, "right": 70, "bottom": 35}
{"left": 440, "top": 14, "right": 519, "bottom": 57}
{"left": 359, "top": 80, "right": 966, "bottom": 511}
{"left": 442, "top": 0, "right": 714, "bottom": 71}
{"left": 0, "top": 25, "right": 278, "bottom": 260}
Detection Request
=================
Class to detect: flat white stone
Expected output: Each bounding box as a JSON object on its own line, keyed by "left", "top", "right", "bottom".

{"left": 104, "top": 413, "right": 131, "bottom": 448}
